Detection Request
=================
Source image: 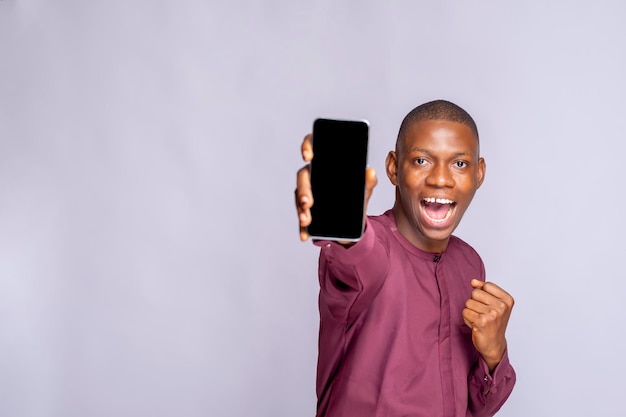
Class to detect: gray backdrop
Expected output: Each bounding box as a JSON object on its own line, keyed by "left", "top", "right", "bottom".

{"left": 1, "top": 1, "right": 625, "bottom": 416}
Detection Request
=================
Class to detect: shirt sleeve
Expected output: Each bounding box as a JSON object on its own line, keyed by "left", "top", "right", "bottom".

{"left": 467, "top": 348, "right": 516, "bottom": 417}
{"left": 314, "top": 219, "right": 390, "bottom": 323}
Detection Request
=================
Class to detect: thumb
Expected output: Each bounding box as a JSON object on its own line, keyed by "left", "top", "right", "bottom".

{"left": 470, "top": 278, "right": 484, "bottom": 289}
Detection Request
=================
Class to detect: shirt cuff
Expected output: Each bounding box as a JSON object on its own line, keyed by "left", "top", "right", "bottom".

{"left": 475, "top": 348, "right": 513, "bottom": 395}
{"left": 313, "top": 219, "right": 375, "bottom": 265}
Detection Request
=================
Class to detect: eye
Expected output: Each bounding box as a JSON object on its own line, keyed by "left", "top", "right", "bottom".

{"left": 415, "top": 157, "right": 427, "bottom": 165}
{"left": 455, "top": 161, "right": 467, "bottom": 168}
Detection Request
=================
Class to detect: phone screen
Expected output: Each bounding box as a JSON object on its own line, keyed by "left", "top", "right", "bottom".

{"left": 308, "top": 118, "right": 369, "bottom": 241}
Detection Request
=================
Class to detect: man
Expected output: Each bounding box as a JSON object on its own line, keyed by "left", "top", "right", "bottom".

{"left": 295, "top": 100, "right": 516, "bottom": 417}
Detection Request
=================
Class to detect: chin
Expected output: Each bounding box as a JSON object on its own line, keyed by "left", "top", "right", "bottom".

{"left": 423, "top": 231, "right": 453, "bottom": 244}
{"left": 419, "top": 223, "right": 459, "bottom": 244}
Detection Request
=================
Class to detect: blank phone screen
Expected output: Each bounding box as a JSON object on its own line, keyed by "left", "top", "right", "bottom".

{"left": 308, "top": 118, "right": 369, "bottom": 241}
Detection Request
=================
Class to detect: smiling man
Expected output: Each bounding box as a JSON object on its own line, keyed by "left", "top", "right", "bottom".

{"left": 296, "top": 100, "right": 516, "bottom": 417}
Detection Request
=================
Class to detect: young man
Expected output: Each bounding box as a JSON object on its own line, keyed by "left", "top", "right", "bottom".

{"left": 295, "top": 100, "right": 516, "bottom": 417}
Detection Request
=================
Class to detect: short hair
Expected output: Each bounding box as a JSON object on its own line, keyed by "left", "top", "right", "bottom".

{"left": 396, "top": 100, "right": 479, "bottom": 150}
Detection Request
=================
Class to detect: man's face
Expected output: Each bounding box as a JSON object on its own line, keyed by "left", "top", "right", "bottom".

{"left": 386, "top": 119, "right": 485, "bottom": 253}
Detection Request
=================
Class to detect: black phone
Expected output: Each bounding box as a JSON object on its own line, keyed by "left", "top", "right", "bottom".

{"left": 308, "top": 118, "right": 369, "bottom": 242}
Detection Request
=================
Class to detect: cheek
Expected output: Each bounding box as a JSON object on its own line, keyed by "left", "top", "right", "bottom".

{"left": 399, "top": 187, "right": 422, "bottom": 216}
{"left": 456, "top": 188, "right": 478, "bottom": 209}
{"left": 456, "top": 173, "right": 481, "bottom": 193}
{"left": 399, "top": 167, "right": 424, "bottom": 187}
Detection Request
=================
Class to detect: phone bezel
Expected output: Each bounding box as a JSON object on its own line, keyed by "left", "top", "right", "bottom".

{"left": 307, "top": 118, "right": 370, "bottom": 242}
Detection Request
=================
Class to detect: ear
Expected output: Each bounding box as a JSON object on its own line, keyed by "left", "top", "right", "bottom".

{"left": 385, "top": 151, "right": 398, "bottom": 186}
{"left": 476, "top": 157, "right": 486, "bottom": 189}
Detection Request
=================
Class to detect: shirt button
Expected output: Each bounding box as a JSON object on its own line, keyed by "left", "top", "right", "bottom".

{"left": 326, "top": 243, "right": 332, "bottom": 248}
{"left": 483, "top": 375, "right": 489, "bottom": 382}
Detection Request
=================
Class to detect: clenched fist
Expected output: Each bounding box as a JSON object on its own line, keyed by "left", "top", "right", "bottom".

{"left": 462, "top": 279, "right": 514, "bottom": 372}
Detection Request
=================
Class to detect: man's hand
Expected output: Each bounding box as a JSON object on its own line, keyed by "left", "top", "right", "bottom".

{"left": 462, "top": 279, "right": 515, "bottom": 372}
{"left": 295, "top": 134, "right": 377, "bottom": 242}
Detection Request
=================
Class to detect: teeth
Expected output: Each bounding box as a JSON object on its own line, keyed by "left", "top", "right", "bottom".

{"left": 422, "top": 197, "right": 455, "bottom": 223}
{"left": 422, "top": 197, "right": 454, "bottom": 204}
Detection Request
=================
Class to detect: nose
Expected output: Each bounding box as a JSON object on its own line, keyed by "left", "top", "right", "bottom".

{"left": 425, "top": 163, "right": 454, "bottom": 187}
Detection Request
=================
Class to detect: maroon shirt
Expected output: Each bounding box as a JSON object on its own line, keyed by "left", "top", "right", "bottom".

{"left": 314, "top": 210, "right": 515, "bottom": 417}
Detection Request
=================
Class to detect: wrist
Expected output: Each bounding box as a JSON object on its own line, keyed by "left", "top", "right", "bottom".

{"left": 481, "top": 343, "right": 506, "bottom": 373}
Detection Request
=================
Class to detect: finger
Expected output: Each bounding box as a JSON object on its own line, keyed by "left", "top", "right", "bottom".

{"left": 294, "top": 187, "right": 311, "bottom": 225}
{"left": 481, "top": 282, "right": 515, "bottom": 307}
{"left": 470, "top": 287, "right": 502, "bottom": 308}
{"left": 296, "top": 165, "right": 313, "bottom": 212}
{"left": 301, "top": 134, "right": 313, "bottom": 162}
{"left": 297, "top": 134, "right": 313, "bottom": 242}
{"left": 464, "top": 298, "right": 490, "bottom": 314}
{"left": 470, "top": 279, "right": 513, "bottom": 308}
{"left": 469, "top": 289, "right": 512, "bottom": 327}
{"left": 462, "top": 308, "right": 480, "bottom": 329}
{"left": 295, "top": 164, "right": 313, "bottom": 241}
{"left": 296, "top": 193, "right": 311, "bottom": 241}
{"left": 472, "top": 279, "right": 513, "bottom": 304}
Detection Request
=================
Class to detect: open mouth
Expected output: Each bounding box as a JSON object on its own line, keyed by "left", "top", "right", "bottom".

{"left": 421, "top": 197, "right": 456, "bottom": 223}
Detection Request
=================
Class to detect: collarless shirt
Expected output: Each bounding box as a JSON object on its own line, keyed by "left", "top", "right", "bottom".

{"left": 314, "top": 210, "right": 515, "bottom": 417}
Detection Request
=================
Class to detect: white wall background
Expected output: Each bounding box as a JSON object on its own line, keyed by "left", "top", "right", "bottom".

{"left": 1, "top": 1, "right": 625, "bottom": 416}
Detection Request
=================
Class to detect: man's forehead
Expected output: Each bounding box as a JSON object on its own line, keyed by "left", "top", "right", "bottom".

{"left": 398, "top": 119, "right": 479, "bottom": 151}
{"left": 407, "top": 146, "right": 472, "bottom": 157}
{"left": 396, "top": 120, "right": 480, "bottom": 158}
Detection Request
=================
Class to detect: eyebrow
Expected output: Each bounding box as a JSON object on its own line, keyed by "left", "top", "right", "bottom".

{"left": 408, "top": 147, "right": 470, "bottom": 157}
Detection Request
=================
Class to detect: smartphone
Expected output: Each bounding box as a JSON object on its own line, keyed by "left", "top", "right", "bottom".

{"left": 308, "top": 118, "right": 369, "bottom": 242}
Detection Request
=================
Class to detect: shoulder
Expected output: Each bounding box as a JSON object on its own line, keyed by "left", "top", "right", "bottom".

{"left": 366, "top": 210, "right": 395, "bottom": 239}
{"left": 367, "top": 209, "right": 395, "bottom": 228}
